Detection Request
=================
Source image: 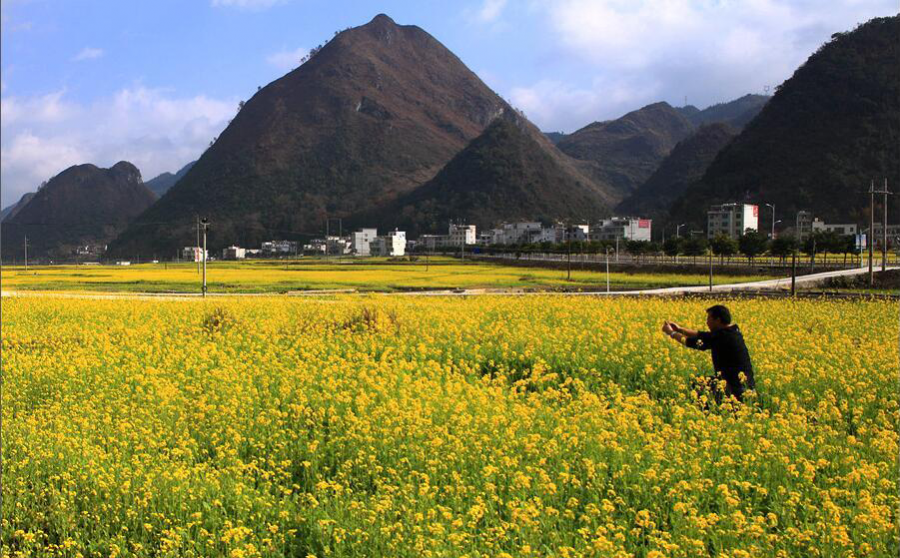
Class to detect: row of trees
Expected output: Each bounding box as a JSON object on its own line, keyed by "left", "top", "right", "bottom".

{"left": 473, "top": 230, "right": 862, "bottom": 265}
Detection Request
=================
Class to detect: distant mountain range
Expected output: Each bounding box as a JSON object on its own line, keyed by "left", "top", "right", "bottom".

{"left": 669, "top": 15, "right": 899, "bottom": 233}
{"left": 144, "top": 161, "right": 196, "bottom": 197}
{"left": 676, "top": 94, "right": 769, "bottom": 129}
{"left": 5, "top": 13, "right": 894, "bottom": 260}
{"left": 616, "top": 123, "right": 737, "bottom": 221}
{"left": 353, "top": 115, "right": 611, "bottom": 234}
{"left": 0, "top": 192, "right": 36, "bottom": 223}
{"left": 1, "top": 162, "right": 156, "bottom": 260}
{"left": 109, "top": 14, "right": 534, "bottom": 257}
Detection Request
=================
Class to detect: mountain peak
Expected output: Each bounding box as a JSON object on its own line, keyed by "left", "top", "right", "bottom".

{"left": 368, "top": 13, "right": 397, "bottom": 26}
{"left": 108, "top": 14, "right": 516, "bottom": 256}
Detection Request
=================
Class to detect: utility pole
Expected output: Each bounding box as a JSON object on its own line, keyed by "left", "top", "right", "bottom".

{"left": 606, "top": 247, "right": 611, "bottom": 293}
{"left": 883, "top": 179, "right": 888, "bottom": 272}
{"left": 765, "top": 203, "right": 776, "bottom": 239}
{"left": 869, "top": 180, "right": 875, "bottom": 286}
{"left": 790, "top": 250, "right": 797, "bottom": 296}
{"left": 200, "top": 217, "right": 210, "bottom": 296}
{"left": 708, "top": 252, "right": 713, "bottom": 292}
{"left": 566, "top": 221, "right": 572, "bottom": 281}
{"left": 23, "top": 234, "right": 28, "bottom": 272}
{"left": 196, "top": 215, "right": 201, "bottom": 275}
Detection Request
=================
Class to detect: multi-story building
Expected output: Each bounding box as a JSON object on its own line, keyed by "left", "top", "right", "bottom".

{"left": 537, "top": 223, "right": 590, "bottom": 244}
{"left": 371, "top": 230, "right": 406, "bottom": 257}
{"left": 796, "top": 210, "right": 814, "bottom": 240}
{"left": 182, "top": 246, "right": 208, "bottom": 262}
{"left": 448, "top": 224, "right": 477, "bottom": 246}
{"left": 487, "top": 222, "right": 543, "bottom": 245}
{"left": 811, "top": 219, "right": 858, "bottom": 236}
{"left": 590, "top": 218, "right": 651, "bottom": 242}
{"left": 351, "top": 228, "right": 378, "bottom": 256}
{"left": 871, "top": 223, "right": 900, "bottom": 248}
{"left": 261, "top": 240, "right": 298, "bottom": 256}
{"left": 707, "top": 204, "right": 758, "bottom": 239}
{"left": 222, "top": 246, "right": 246, "bottom": 260}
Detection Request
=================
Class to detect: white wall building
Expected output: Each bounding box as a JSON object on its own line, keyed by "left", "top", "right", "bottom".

{"left": 222, "top": 246, "right": 246, "bottom": 260}
{"left": 371, "top": 230, "right": 406, "bottom": 256}
{"left": 488, "top": 222, "right": 543, "bottom": 245}
{"left": 811, "top": 219, "right": 858, "bottom": 236}
{"left": 707, "top": 204, "right": 758, "bottom": 239}
{"left": 590, "top": 218, "right": 652, "bottom": 242}
{"left": 182, "top": 246, "right": 208, "bottom": 262}
{"left": 261, "top": 240, "right": 298, "bottom": 255}
{"left": 449, "top": 224, "right": 477, "bottom": 246}
{"left": 351, "top": 228, "right": 378, "bottom": 256}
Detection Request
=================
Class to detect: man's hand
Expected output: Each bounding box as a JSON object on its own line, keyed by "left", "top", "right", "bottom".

{"left": 662, "top": 321, "right": 674, "bottom": 336}
{"left": 668, "top": 321, "right": 682, "bottom": 333}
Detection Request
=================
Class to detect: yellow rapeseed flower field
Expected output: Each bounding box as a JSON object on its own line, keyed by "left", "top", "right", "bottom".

{"left": 2, "top": 295, "right": 897, "bottom": 557}
{"left": 0, "top": 259, "right": 779, "bottom": 294}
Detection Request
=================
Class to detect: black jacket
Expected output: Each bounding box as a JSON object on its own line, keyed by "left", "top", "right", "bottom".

{"left": 686, "top": 325, "right": 756, "bottom": 396}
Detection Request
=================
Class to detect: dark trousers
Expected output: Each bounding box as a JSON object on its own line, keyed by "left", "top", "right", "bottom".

{"left": 692, "top": 375, "right": 744, "bottom": 406}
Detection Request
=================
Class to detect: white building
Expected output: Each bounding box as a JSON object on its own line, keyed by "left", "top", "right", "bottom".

{"left": 371, "top": 230, "right": 406, "bottom": 256}
{"left": 536, "top": 223, "right": 590, "bottom": 244}
{"left": 352, "top": 228, "right": 378, "bottom": 256}
{"left": 486, "top": 222, "right": 543, "bottom": 245}
{"left": 261, "top": 240, "right": 298, "bottom": 256}
{"left": 182, "top": 246, "right": 208, "bottom": 262}
{"left": 796, "top": 210, "right": 814, "bottom": 240}
{"left": 707, "top": 204, "right": 758, "bottom": 239}
{"left": 812, "top": 219, "right": 858, "bottom": 236}
{"left": 590, "top": 218, "right": 652, "bottom": 242}
{"left": 448, "top": 224, "right": 477, "bottom": 246}
{"left": 222, "top": 246, "right": 246, "bottom": 260}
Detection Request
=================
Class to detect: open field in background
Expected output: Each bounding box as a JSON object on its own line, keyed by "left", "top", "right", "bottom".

{"left": 0, "top": 258, "right": 782, "bottom": 294}
{"left": 3, "top": 295, "right": 897, "bottom": 557}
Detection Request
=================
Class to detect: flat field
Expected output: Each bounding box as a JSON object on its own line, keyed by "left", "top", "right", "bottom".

{"left": 0, "top": 258, "right": 780, "bottom": 293}
{"left": 2, "top": 294, "right": 896, "bottom": 557}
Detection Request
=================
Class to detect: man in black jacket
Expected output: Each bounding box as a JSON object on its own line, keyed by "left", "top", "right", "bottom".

{"left": 662, "top": 305, "right": 756, "bottom": 402}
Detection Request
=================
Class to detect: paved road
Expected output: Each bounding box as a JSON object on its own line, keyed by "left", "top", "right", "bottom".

{"left": 2, "top": 265, "right": 892, "bottom": 300}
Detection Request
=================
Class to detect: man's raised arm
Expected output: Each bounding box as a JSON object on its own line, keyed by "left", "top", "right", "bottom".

{"left": 662, "top": 321, "right": 698, "bottom": 346}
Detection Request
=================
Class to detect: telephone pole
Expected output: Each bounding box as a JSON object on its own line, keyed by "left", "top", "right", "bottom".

{"left": 883, "top": 179, "right": 888, "bottom": 272}
{"left": 196, "top": 215, "right": 201, "bottom": 275}
{"left": 868, "top": 181, "right": 875, "bottom": 286}
{"left": 23, "top": 234, "right": 28, "bottom": 272}
{"left": 200, "top": 217, "right": 210, "bottom": 296}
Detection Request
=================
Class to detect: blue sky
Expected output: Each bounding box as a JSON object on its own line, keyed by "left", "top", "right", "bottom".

{"left": 1, "top": 0, "right": 896, "bottom": 207}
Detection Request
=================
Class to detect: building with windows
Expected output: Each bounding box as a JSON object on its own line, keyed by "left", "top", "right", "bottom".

{"left": 261, "top": 240, "right": 298, "bottom": 256}
{"left": 484, "top": 222, "right": 543, "bottom": 245}
{"left": 351, "top": 228, "right": 378, "bottom": 256}
{"left": 448, "top": 224, "right": 477, "bottom": 246}
{"left": 796, "top": 210, "right": 814, "bottom": 240}
{"left": 371, "top": 230, "right": 406, "bottom": 256}
{"left": 707, "top": 204, "right": 758, "bottom": 239}
{"left": 812, "top": 219, "right": 858, "bottom": 236}
{"left": 182, "top": 246, "right": 208, "bottom": 262}
{"left": 590, "top": 218, "right": 651, "bottom": 242}
{"left": 222, "top": 246, "right": 246, "bottom": 260}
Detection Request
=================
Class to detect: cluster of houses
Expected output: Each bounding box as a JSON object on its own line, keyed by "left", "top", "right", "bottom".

{"left": 176, "top": 203, "right": 895, "bottom": 262}
{"left": 712, "top": 203, "right": 891, "bottom": 249}
{"left": 179, "top": 217, "right": 654, "bottom": 262}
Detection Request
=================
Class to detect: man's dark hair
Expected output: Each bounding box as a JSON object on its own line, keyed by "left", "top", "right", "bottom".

{"left": 706, "top": 305, "right": 732, "bottom": 325}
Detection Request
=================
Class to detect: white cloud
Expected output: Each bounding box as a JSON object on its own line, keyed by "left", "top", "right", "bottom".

{"left": 265, "top": 46, "right": 309, "bottom": 72}
{"left": 1, "top": 87, "right": 235, "bottom": 206}
{"left": 510, "top": 77, "right": 654, "bottom": 132}
{"left": 476, "top": 0, "right": 508, "bottom": 23}
{"left": 512, "top": 0, "right": 897, "bottom": 130}
{"left": 73, "top": 47, "right": 104, "bottom": 61}
{"left": 211, "top": 0, "right": 286, "bottom": 9}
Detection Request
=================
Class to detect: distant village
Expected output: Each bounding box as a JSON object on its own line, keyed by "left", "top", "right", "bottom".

{"left": 176, "top": 203, "right": 894, "bottom": 262}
